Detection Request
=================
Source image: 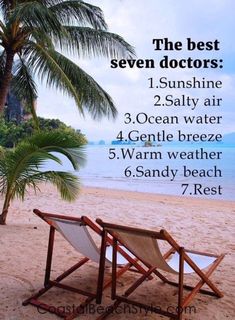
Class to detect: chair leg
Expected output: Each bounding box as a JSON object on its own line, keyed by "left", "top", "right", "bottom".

{"left": 111, "top": 238, "right": 117, "bottom": 300}
{"left": 182, "top": 254, "right": 224, "bottom": 308}
{"left": 178, "top": 248, "right": 184, "bottom": 320}
{"left": 96, "top": 230, "right": 108, "bottom": 304}
{"left": 44, "top": 226, "right": 55, "bottom": 287}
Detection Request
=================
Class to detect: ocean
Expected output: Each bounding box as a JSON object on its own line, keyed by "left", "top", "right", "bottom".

{"left": 43, "top": 144, "right": 235, "bottom": 201}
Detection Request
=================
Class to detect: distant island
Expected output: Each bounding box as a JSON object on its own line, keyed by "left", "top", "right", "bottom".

{"left": 87, "top": 133, "right": 235, "bottom": 147}
{"left": 111, "top": 140, "right": 135, "bottom": 145}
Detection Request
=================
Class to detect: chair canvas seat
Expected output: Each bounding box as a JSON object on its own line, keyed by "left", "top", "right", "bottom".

{"left": 54, "top": 218, "right": 101, "bottom": 263}
{"left": 105, "top": 246, "right": 135, "bottom": 265}
{"left": 97, "top": 226, "right": 218, "bottom": 274}
{"left": 167, "top": 252, "right": 217, "bottom": 274}
{"left": 52, "top": 217, "right": 134, "bottom": 266}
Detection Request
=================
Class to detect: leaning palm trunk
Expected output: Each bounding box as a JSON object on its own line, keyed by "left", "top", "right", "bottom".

{"left": 0, "top": 51, "right": 15, "bottom": 112}
{"left": 0, "top": 212, "right": 7, "bottom": 224}
{"left": 0, "top": 194, "right": 11, "bottom": 225}
{"left": 0, "top": 184, "right": 13, "bottom": 224}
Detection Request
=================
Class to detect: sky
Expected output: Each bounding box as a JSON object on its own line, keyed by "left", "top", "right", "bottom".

{"left": 37, "top": 0, "right": 235, "bottom": 141}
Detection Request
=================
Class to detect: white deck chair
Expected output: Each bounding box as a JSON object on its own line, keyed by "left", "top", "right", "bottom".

{"left": 22, "top": 210, "right": 147, "bottom": 320}
{"left": 96, "top": 219, "right": 225, "bottom": 320}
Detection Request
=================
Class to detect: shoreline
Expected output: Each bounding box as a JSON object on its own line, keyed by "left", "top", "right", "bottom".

{"left": 80, "top": 185, "right": 235, "bottom": 206}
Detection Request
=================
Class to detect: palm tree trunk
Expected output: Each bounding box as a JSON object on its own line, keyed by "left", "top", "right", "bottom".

{"left": 0, "top": 196, "right": 10, "bottom": 225}
{"left": 0, "top": 50, "right": 15, "bottom": 114}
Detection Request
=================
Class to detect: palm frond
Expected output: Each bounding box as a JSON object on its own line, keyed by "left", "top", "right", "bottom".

{"left": 0, "top": 0, "right": 10, "bottom": 20}
{"left": 27, "top": 45, "right": 117, "bottom": 119}
{"left": 0, "top": 18, "right": 7, "bottom": 34}
{"left": 54, "top": 51, "right": 117, "bottom": 119}
{"left": 0, "top": 48, "right": 5, "bottom": 57}
{"left": 27, "top": 40, "right": 82, "bottom": 111}
{"left": 26, "top": 130, "right": 86, "bottom": 169}
{"left": 55, "top": 26, "right": 136, "bottom": 59}
{"left": 8, "top": 2, "right": 63, "bottom": 36}
{"left": 30, "top": 29, "right": 55, "bottom": 50}
{"left": 11, "top": 57, "right": 39, "bottom": 127}
{"left": 5, "top": 144, "right": 61, "bottom": 182}
{"left": 28, "top": 170, "right": 80, "bottom": 201}
{"left": 12, "top": 57, "right": 38, "bottom": 101}
{"left": 0, "top": 131, "right": 85, "bottom": 202}
{"left": 11, "top": 170, "right": 79, "bottom": 201}
{"left": 49, "top": 0, "right": 107, "bottom": 30}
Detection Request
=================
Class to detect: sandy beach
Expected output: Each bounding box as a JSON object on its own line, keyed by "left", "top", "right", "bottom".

{"left": 0, "top": 184, "right": 234, "bottom": 320}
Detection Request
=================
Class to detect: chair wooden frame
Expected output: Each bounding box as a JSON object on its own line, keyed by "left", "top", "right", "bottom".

{"left": 22, "top": 209, "right": 149, "bottom": 320}
{"left": 96, "top": 219, "right": 225, "bottom": 320}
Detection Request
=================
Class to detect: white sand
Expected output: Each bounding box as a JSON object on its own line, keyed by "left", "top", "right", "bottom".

{"left": 0, "top": 184, "right": 234, "bottom": 320}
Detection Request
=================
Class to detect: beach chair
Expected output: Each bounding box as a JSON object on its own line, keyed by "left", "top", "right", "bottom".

{"left": 96, "top": 219, "right": 225, "bottom": 320}
{"left": 22, "top": 209, "right": 148, "bottom": 320}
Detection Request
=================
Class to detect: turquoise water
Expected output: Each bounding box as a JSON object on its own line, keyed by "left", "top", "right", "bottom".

{"left": 43, "top": 144, "right": 235, "bottom": 201}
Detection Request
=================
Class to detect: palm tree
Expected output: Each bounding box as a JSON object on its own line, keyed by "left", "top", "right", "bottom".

{"left": 0, "top": 0, "right": 135, "bottom": 121}
{"left": 0, "top": 130, "right": 86, "bottom": 225}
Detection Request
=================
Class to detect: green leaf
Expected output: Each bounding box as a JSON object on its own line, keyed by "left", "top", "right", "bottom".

{"left": 31, "top": 170, "right": 80, "bottom": 201}
{"left": 55, "top": 26, "right": 135, "bottom": 59}
{"left": 26, "top": 42, "right": 117, "bottom": 119}
{"left": 8, "top": 2, "right": 63, "bottom": 36}
{"left": 49, "top": 0, "right": 107, "bottom": 30}
{"left": 11, "top": 57, "right": 39, "bottom": 128}
{"left": 27, "top": 41, "right": 83, "bottom": 111}
{"left": 0, "top": 130, "right": 85, "bottom": 202}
